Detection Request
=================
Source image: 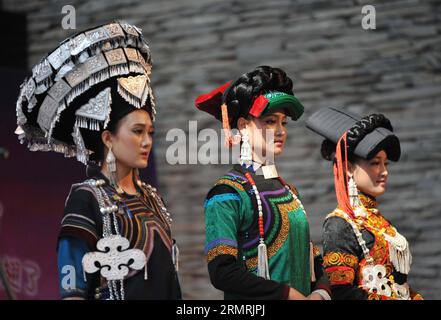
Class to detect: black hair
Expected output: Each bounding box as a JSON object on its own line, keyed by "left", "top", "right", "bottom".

{"left": 223, "top": 66, "right": 294, "bottom": 128}
{"left": 320, "top": 113, "right": 394, "bottom": 162}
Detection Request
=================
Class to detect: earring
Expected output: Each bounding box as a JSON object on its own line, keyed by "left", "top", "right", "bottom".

{"left": 348, "top": 175, "right": 359, "bottom": 207}
{"left": 134, "top": 168, "right": 143, "bottom": 188}
{"left": 106, "top": 146, "right": 116, "bottom": 172}
{"left": 107, "top": 147, "right": 123, "bottom": 194}
{"left": 240, "top": 129, "right": 252, "bottom": 167}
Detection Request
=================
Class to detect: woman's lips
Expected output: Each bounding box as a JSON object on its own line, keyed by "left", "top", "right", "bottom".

{"left": 140, "top": 152, "right": 149, "bottom": 158}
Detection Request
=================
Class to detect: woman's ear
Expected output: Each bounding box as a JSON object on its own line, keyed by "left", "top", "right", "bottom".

{"left": 347, "top": 161, "right": 356, "bottom": 178}
{"left": 237, "top": 117, "right": 249, "bottom": 133}
{"left": 101, "top": 130, "right": 112, "bottom": 149}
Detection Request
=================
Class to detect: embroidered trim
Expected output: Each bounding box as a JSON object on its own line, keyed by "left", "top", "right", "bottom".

{"left": 204, "top": 193, "right": 241, "bottom": 208}
{"left": 312, "top": 245, "right": 321, "bottom": 258}
{"left": 323, "top": 252, "right": 359, "bottom": 268}
{"left": 325, "top": 266, "right": 355, "bottom": 285}
{"left": 245, "top": 197, "right": 300, "bottom": 270}
{"left": 205, "top": 238, "right": 238, "bottom": 254}
{"left": 215, "top": 178, "right": 245, "bottom": 192}
{"left": 207, "top": 245, "right": 238, "bottom": 263}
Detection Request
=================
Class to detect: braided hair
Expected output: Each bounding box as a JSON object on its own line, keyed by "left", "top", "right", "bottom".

{"left": 223, "top": 66, "right": 294, "bottom": 128}
{"left": 321, "top": 113, "right": 394, "bottom": 162}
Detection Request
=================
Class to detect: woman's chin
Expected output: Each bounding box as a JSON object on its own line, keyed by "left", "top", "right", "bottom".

{"left": 364, "top": 187, "right": 386, "bottom": 198}
{"left": 274, "top": 148, "right": 284, "bottom": 156}
{"left": 135, "top": 160, "right": 149, "bottom": 169}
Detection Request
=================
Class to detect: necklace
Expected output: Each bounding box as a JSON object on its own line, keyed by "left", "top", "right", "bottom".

{"left": 243, "top": 171, "right": 309, "bottom": 280}
{"left": 243, "top": 173, "right": 308, "bottom": 240}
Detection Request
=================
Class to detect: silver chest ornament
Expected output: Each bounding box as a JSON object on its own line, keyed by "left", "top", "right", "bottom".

{"left": 78, "top": 178, "right": 149, "bottom": 300}
{"left": 361, "top": 264, "right": 411, "bottom": 300}
{"left": 361, "top": 264, "right": 392, "bottom": 296}
{"left": 82, "top": 235, "right": 146, "bottom": 281}
{"left": 332, "top": 208, "right": 412, "bottom": 300}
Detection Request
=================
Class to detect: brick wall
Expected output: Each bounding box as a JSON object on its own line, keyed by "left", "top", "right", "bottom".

{"left": 5, "top": 0, "right": 441, "bottom": 299}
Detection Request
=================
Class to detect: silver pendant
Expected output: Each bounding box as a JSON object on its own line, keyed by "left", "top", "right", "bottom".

{"left": 82, "top": 235, "right": 146, "bottom": 281}
{"left": 361, "top": 264, "right": 391, "bottom": 297}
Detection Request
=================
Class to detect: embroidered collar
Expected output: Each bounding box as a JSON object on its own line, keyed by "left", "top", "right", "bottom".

{"left": 359, "top": 193, "right": 378, "bottom": 209}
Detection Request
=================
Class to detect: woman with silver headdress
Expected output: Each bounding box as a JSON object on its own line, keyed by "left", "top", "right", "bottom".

{"left": 306, "top": 107, "right": 423, "bottom": 300}
{"left": 15, "top": 21, "right": 181, "bottom": 300}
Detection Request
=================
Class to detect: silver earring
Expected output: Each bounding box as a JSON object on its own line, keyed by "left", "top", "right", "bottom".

{"left": 134, "top": 168, "right": 143, "bottom": 188}
{"left": 107, "top": 147, "right": 123, "bottom": 194}
{"left": 348, "top": 175, "right": 364, "bottom": 209}
{"left": 106, "top": 146, "right": 116, "bottom": 172}
{"left": 240, "top": 129, "right": 252, "bottom": 167}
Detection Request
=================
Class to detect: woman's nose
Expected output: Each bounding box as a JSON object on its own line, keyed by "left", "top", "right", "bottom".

{"left": 142, "top": 134, "right": 152, "bottom": 148}
{"left": 381, "top": 163, "right": 388, "bottom": 178}
{"left": 275, "top": 123, "right": 285, "bottom": 136}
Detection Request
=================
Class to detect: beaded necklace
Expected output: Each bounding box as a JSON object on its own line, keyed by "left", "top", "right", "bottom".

{"left": 243, "top": 171, "right": 308, "bottom": 280}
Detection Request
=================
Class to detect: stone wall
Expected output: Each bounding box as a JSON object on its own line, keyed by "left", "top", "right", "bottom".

{"left": 4, "top": 0, "right": 441, "bottom": 299}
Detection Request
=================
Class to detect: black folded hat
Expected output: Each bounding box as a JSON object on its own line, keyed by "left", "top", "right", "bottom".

{"left": 306, "top": 107, "right": 401, "bottom": 161}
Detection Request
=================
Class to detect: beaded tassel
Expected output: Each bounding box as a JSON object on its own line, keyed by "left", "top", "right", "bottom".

{"left": 257, "top": 240, "right": 270, "bottom": 279}
{"left": 245, "top": 172, "right": 270, "bottom": 280}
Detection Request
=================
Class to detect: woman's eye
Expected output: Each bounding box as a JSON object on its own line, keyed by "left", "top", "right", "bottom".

{"left": 265, "top": 120, "right": 276, "bottom": 125}
{"left": 282, "top": 122, "right": 288, "bottom": 126}
{"left": 371, "top": 161, "right": 380, "bottom": 166}
{"left": 133, "top": 129, "right": 143, "bottom": 134}
{"left": 149, "top": 131, "right": 155, "bottom": 136}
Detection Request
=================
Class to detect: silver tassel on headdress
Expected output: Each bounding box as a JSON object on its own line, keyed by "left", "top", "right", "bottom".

{"left": 74, "top": 87, "right": 112, "bottom": 131}
{"left": 257, "top": 239, "right": 270, "bottom": 280}
{"left": 117, "top": 75, "right": 150, "bottom": 109}
{"left": 72, "top": 125, "right": 89, "bottom": 165}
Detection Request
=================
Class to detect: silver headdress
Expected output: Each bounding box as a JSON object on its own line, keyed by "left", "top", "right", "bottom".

{"left": 16, "top": 21, "right": 156, "bottom": 165}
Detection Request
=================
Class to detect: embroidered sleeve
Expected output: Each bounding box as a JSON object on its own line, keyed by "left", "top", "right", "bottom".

{"left": 204, "top": 184, "right": 242, "bottom": 262}
{"left": 204, "top": 183, "right": 288, "bottom": 299}
{"left": 59, "top": 186, "right": 101, "bottom": 249}
{"left": 311, "top": 244, "right": 332, "bottom": 297}
{"left": 323, "top": 216, "right": 369, "bottom": 300}
{"left": 57, "top": 185, "right": 102, "bottom": 299}
{"left": 323, "top": 251, "right": 358, "bottom": 286}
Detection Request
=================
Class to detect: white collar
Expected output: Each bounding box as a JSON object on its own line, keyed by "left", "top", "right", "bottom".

{"left": 248, "top": 161, "right": 279, "bottom": 179}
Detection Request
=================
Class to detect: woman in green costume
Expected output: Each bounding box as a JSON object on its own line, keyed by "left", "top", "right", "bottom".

{"left": 195, "top": 66, "right": 330, "bottom": 300}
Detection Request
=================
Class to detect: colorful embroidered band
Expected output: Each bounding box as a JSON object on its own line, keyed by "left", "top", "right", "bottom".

{"left": 249, "top": 91, "right": 304, "bottom": 120}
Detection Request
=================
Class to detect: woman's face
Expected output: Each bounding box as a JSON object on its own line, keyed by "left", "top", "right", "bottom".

{"left": 239, "top": 111, "right": 288, "bottom": 163}
{"left": 106, "top": 110, "right": 154, "bottom": 169}
{"left": 349, "top": 150, "right": 390, "bottom": 198}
